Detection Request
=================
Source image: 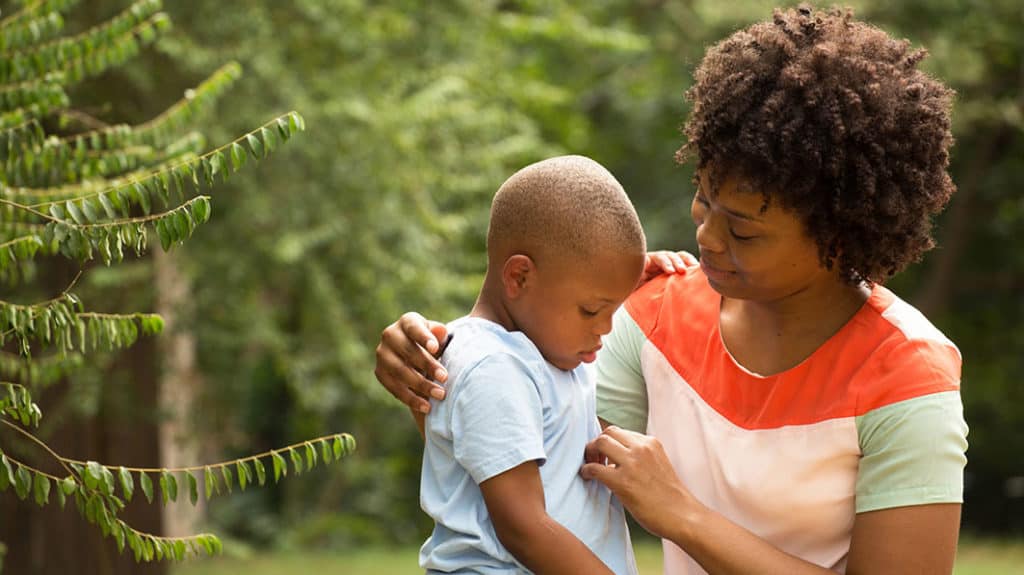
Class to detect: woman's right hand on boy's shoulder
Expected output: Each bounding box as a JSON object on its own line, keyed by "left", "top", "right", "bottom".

{"left": 375, "top": 312, "right": 449, "bottom": 414}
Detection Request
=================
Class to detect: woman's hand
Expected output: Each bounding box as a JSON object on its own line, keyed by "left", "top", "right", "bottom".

{"left": 640, "top": 250, "right": 697, "bottom": 287}
{"left": 374, "top": 312, "right": 450, "bottom": 414}
{"left": 580, "top": 426, "right": 696, "bottom": 540}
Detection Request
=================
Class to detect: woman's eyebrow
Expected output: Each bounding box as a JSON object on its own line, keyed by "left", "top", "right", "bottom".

{"left": 724, "top": 206, "right": 764, "bottom": 222}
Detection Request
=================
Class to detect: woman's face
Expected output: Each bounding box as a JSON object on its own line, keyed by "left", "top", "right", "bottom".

{"left": 690, "top": 170, "right": 838, "bottom": 302}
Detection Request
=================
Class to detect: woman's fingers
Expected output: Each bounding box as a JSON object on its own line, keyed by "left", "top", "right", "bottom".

{"left": 639, "top": 250, "right": 699, "bottom": 287}
{"left": 375, "top": 313, "right": 450, "bottom": 412}
{"left": 678, "top": 250, "right": 698, "bottom": 267}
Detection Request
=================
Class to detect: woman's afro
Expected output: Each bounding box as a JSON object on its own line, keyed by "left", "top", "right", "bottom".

{"left": 679, "top": 4, "right": 956, "bottom": 284}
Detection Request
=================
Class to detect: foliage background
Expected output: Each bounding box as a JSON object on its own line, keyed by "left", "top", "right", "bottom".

{"left": 7, "top": 0, "right": 1021, "bottom": 565}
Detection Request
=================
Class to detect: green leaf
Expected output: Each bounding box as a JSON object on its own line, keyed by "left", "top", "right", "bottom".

{"left": 271, "top": 451, "right": 286, "bottom": 482}
{"left": 187, "top": 471, "right": 198, "bottom": 505}
{"left": 193, "top": 196, "right": 211, "bottom": 224}
{"left": 33, "top": 473, "right": 51, "bottom": 506}
{"left": 289, "top": 447, "right": 303, "bottom": 474}
{"left": 321, "top": 439, "right": 333, "bottom": 464}
{"left": 159, "top": 469, "right": 177, "bottom": 504}
{"left": 49, "top": 203, "right": 66, "bottom": 221}
{"left": 155, "top": 217, "right": 172, "bottom": 251}
{"left": 237, "top": 461, "right": 248, "bottom": 491}
{"left": 60, "top": 475, "right": 77, "bottom": 496}
{"left": 246, "top": 133, "right": 262, "bottom": 158}
{"left": 221, "top": 465, "right": 233, "bottom": 494}
{"left": 139, "top": 471, "right": 153, "bottom": 503}
{"left": 305, "top": 442, "right": 317, "bottom": 469}
{"left": 0, "top": 454, "right": 14, "bottom": 491}
{"left": 260, "top": 126, "right": 275, "bottom": 155}
{"left": 118, "top": 466, "right": 133, "bottom": 502}
{"left": 81, "top": 198, "right": 100, "bottom": 223}
{"left": 65, "top": 200, "right": 85, "bottom": 225}
{"left": 15, "top": 465, "right": 31, "bottom": 500}
{"left": 85, "top": 461, "right": 103, "bottom": 490}
{"left": 203, "top": 466, "right": 217, "bottom": 501}
{"left": 253, "top": 457, "right": 266, "bottom": 486}
{"left": 98, "top": 193, "right": 118, "bottom": 219}
{"left": 333, "top": 436, "right": 343, "bottom": 459}
{"left": 230, "top": 142, "right": 245, "bottom": 170}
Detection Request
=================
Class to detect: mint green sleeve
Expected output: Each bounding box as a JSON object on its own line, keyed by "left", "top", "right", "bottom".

{"left": 594, "top": 307, "right": 649, "bottom": 433}
{"left": 855, "top": 390, "right": 968, "bottom": 513}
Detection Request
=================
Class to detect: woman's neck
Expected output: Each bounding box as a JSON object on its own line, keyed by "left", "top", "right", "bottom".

{"left": 719, "top": 278, "right": 871, "bottom": 376}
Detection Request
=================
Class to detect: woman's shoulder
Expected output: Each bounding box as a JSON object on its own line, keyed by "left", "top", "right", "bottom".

{"left": 846, "top": 285, "right": 961, "bottom": 414}
{"left": 624, "top": 265, "right": 719, "bottom": 337}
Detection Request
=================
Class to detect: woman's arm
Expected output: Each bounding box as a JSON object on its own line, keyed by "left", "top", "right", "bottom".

{"left": 580, "top": 426, "right": 960, "bottom": 575}
{"left": 372, "top": 251, "right": 695, "bottom": 414}
{"left": 481, "top": 461, "right": 615, "bottom": 575}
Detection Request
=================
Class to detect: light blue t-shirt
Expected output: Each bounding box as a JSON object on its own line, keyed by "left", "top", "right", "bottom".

{"left": 419, "top": 317, "right": 637, "bottom": 575}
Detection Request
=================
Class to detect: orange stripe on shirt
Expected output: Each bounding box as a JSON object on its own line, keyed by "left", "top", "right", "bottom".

{"left": 624, "top": 270, "right": 960, "bottom": 430}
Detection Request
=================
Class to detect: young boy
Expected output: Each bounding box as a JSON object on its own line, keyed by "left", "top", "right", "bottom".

{"left": 418, "top": 155, "right": 645, "bottom": 574}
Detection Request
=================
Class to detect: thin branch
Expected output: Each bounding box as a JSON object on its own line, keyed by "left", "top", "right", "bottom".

{"left": 0, "top": 418, "right": 77, "bottom": 480}
{"left": 60, "top": 433, "right": 353, "bottom": 474}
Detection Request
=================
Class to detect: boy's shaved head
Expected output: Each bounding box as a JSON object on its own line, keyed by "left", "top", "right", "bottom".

{"left": 487, "top": 155, "right": 645, "bottom": 266}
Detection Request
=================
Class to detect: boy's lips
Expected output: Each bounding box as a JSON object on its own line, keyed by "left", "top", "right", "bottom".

{"left": 580, "top": 344, "right": 602, "bottom": 363}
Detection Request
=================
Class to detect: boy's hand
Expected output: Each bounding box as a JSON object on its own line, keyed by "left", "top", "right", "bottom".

{"left": 375, "top": 312, "right": 449, "bottom": 415}
{"left": 639, "top": 250, "right": 697, "bottom": 287}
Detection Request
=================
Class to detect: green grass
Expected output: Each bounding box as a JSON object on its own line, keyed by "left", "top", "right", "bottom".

{"left": 172, "top": 538, "right": 1024, "bottom": 575}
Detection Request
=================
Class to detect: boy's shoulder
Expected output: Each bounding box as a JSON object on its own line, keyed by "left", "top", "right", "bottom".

{"left": 441, "top": 316, "right": 549, "bottom": 385}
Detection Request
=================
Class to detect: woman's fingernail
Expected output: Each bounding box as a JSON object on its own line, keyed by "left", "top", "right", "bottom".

{"left": 435, "top": 368, "right": 447, "bottom": 381}
{"left": 419, "top": 403, "right": 430, "bottom": 414}
{"left": 430, "top": 387, "right": 446, "bottom": 400}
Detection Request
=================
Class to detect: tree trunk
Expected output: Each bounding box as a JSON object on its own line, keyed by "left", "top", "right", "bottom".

{"left": 154, "top": 248, "right": 205, "bottom": 537}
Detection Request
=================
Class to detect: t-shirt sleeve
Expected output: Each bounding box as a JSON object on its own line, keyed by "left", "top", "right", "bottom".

{"left": 450, "top": 353, "right": 546, "bottom": 484}
{"left": 855, "top": 390, "right": 968, "bottom": 513}
{"left": 595, "top": 306, "right": 649, "bottom": 432}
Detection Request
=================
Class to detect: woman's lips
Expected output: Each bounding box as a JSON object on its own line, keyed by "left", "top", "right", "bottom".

{"left": 700, "top": 258, "right": 735, "bottom": 282}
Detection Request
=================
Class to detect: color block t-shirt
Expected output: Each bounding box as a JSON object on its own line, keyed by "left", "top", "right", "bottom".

{"left": 595, "top": 268, "right": 968, "bottom": 574}
{"left": 421, "top": 317, "right": 637, "bottom": 574}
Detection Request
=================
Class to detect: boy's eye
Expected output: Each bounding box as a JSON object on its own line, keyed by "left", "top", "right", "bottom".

{"left": 579, "top": 307, "right": 599, "bottom": 317}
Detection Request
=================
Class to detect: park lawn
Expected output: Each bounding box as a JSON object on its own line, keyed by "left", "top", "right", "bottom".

{"left": 172, "top": 537, "right": 1024, "bottom": 575}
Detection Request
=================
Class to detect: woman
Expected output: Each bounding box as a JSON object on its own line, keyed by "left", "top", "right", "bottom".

{"left": 374, "top": 6, "right": 967, "bottom": 574}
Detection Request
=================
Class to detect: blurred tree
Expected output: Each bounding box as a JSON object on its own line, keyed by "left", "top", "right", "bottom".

{"left": 0, "top": 1, "right": 356, "bottom": 573}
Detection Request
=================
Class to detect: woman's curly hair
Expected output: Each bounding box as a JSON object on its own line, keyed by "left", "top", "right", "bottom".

{"left": 678, "top": 4, "right": 955, "bottom": 284}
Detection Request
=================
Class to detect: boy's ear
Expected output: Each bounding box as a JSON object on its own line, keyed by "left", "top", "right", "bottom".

{"left": 501, "top": 254, "right": 535, "bottom": 299}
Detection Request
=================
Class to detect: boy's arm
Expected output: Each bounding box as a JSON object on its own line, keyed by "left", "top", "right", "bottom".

{"left": 480, "top": 461, "right": 615, "bottom": 575}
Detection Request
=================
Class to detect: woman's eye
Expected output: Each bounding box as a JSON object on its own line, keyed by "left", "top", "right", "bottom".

{"left": 730, "top": 229, "right": 755, "bottom": 241}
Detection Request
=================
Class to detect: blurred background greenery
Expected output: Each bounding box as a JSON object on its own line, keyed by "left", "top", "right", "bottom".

{"left": 3, "top": 0, "right": 1022, "bottom": 572}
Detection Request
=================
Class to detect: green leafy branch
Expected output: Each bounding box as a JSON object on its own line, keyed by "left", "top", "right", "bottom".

{"left": 0, "top": 0, "right": 165, "bottom": 85}
{"left": 0, "top": 433, "right": 221, "bottom": 562}
{"left": 0, "top": 350, "right": 81, "bottom": 388}
{"left": 0, "top": 79, "right": 67, "bottom": 112}
{"left": 0, "top": 0, "right": 77, "bottom": 34}
{"left": 0, "top": 10, "right": 64, "bottom": 54}
{"left": 0, "top": 281, "right": 164, "bottom": 355}
{"left": 1, "top": 382, "right": 41, "bottom": 427}
{"left": 0, "top": 416, "right": 356, "bottom": 562}
{"left": 0, "top": 10, "right": 171, "bottom": 88}
{"left": 60, "top": 61, "right": 242, "bottom": 152}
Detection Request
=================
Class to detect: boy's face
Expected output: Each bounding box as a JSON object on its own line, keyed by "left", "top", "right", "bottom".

{"left": 512, "top": 249, "right": 644, "bottom": 371}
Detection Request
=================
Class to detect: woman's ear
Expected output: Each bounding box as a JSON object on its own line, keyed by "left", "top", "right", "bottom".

{"left": 502, "top": 254, "right": 535, "bottom": 299}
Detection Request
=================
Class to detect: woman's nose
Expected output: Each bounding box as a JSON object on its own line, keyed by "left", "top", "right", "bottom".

{"left": 695, "top": 216, "right": 726, "bottom": 254}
